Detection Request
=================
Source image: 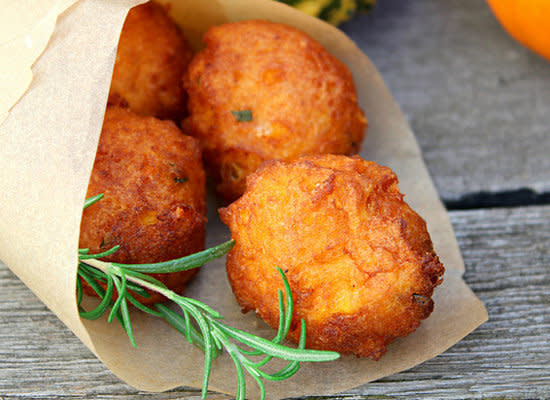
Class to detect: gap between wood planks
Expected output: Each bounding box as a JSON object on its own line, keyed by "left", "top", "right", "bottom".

{"left": 443, "top": 188, "right": 550, "bottom": 210}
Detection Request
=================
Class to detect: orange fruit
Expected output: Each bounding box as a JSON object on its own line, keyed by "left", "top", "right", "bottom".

{"left": 486, "top": 0, "right": 550, "bottom": 61}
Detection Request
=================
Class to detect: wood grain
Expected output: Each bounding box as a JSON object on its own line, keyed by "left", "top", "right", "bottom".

{"left": 342, "top": 0, "right": 550, "bottom": 200}
{"left": 1, "top": 205, "right": 549, "bottom": 399}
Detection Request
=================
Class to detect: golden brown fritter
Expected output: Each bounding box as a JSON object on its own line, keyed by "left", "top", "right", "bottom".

{"left": 219, "top": 155, "right": 444, "bottom": 359}
{"left": 108, "top": 2, "right": 193, "bottom": 121}
{"left": 79, "top": 106, "right": 206, "bottom": 304}
{"left": 184, "top": 20, "right": 367, "bottom": 202}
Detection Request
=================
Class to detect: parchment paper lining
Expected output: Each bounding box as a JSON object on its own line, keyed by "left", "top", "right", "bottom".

{"left": 0, "top": 0, "right": 488, "bottom": 397}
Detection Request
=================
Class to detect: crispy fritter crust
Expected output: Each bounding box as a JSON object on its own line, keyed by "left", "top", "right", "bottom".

{"left": 219, "top": 155, "right": 444, "bottom": 359}
{"left": 184, "top": 20, "right": 367, "bottom": 202}
{"left": 79, "top": 106, "right": 206, "bottom": 304}
{"left": 108, "top": 2, "right": 193, "bottom": 121}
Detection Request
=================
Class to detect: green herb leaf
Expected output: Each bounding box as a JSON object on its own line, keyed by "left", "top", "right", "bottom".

{"left": 83, "top": 193, "right": 104, "bottom": 209}
{"left": 79, "top": 245, "right": 120, "bottom": 260}
{"left": 114, "top": 240, "right": 234, "bottom": 274}
{"left": 231, "top": 110, "right": 253, "bottom": 122}
{"left": 78, "top": 195, "right": 339, "bottom": 400}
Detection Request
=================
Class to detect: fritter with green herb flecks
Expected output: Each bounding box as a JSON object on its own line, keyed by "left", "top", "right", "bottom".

{"left": 79, "top": 106, "right": 206, "bottom": 304}
{"left": 219, "top": 155, "right": 444, "bottom": 359}
{"left": 108, "top": 2, "right": 193, "bottom": 121}
{"left": 183, "top": 20, "right": 367, "bottom": 202}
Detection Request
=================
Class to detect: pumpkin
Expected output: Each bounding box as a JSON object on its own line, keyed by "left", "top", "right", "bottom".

{"left": 486, "top": 0, "right": 550, "bottom": 61}
{"left": 276, "top": 0, "right": 376, "bottom": 25}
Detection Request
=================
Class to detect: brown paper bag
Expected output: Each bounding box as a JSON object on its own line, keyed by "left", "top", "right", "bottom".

{"left": 0, "top": 0, "right": 488, "bottom": 397}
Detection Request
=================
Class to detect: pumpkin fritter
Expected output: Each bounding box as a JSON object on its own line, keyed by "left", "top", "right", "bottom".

{"left": 184, "top": 20, "right": 367, "bottom": 202}
{"left": 219, "top": 155, "right": 444, "bottom": 359}
{"left": 108, "top": 2, "right": 193, "bottom": 121}
{"left": 79, "top": 106, "right": 206, "bottom": 304}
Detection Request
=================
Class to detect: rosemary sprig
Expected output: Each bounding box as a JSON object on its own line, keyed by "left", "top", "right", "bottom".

{"left": 78, "top": 196, "right": 340, "bottom": 399}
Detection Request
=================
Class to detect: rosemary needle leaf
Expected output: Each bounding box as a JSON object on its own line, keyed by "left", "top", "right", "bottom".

{"left": 182, "top": 298, "right": 222, "bottom": 319}
{"left": 78, "top": 264, "right": 125, "bottom": 326}
{"left": 126, "top": 292, "right": 163, "bottom": 317}
{"left": 277, "top": 267, "right": 294, "bottom": 339}
{"left": 213, "top": 329, "right": 247, "bottom": 400}
{"left": 79, "top": 263, "right": 108, "bottom": 281}
{"left": 181, "top": 304, "right": 214, "bottom": 400}
{"left": 250, "top": 372, "right": 266, "bottom": 400}
{"left": 240, "top": 268, "right": 293, "bottom": 359}
{"left": 259, "top": 360, "right": 300, "bottom": 381}
{"left": 76, "top": 277, "right": 83, "bottom": 306}
{"left": 108, "top": 277, "right": 122, "bottom": 323}
{"left": 212, "top": 330, "right": 223, "bottom": 351}
{"left": 79, "top": 274, "right": 114, "bottom": 320}
{"left": 253, "top": 320, "right": 307, "bottom": 381}
{"left": 275, "top": 290, "right": 286, "bottom": 344}
{"left": 79, "top": 245, "right": 120, "bottom": 260}
{"left": 157, "top": 305, "right": 195, "bottom": 345}
{"left": 83, "top": 193, "right": 104, "bottom": 209}
{"left": 214, "top": 321, "right": 340, "bottom": 362}
{"left": 77, "top": 268, "right": 104, "bottom": 295}
{"left": 156, "top": 304, "right": 221, "bottom": 359}
{"left": 111, "top": 273, "right": 136, "bottom": 347}
{"left": 183, "top": 309, "right": 193, "bottom": 343}
{"left": 114, "top": 240, "right": 235, "bottom": 273}
{"left": 122, "top": 269, "right": 167, "bottom": 289}
{"left": 239, "top": 289, "right": 286, "bottom": 357}
{"left": 123, "top": 281, "right": 151, "bottom": 298}
{"left": 120, "top": 295, "right": 136, "bottom": 348}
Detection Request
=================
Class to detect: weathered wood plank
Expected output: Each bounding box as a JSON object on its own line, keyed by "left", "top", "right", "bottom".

{"left": 342, "top": 0, "right": 550, "bottom": 200}
{"left": 0, "top": 205, "right": 549, "bottom": 399}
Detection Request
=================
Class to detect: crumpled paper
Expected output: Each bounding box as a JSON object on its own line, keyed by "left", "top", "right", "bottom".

{"left": 0, "top": 0, "right": 488, "bottom": 397}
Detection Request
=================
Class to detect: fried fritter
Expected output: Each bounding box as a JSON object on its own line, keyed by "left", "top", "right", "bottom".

{"left": 108, "top": 2, "right": 193, "bottom": 121}
{"left": 184, "top": 20, "right": 367, "bottom": 202}
{"left": 219, "top": 155, "right": 444, "bottom": 359}
{"left": 79, "top": 106, "right": 206, "bottom": 304}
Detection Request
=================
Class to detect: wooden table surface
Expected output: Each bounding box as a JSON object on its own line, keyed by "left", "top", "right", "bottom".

{"left": 1, "top": 0, "right": 549, "bottom": 398}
